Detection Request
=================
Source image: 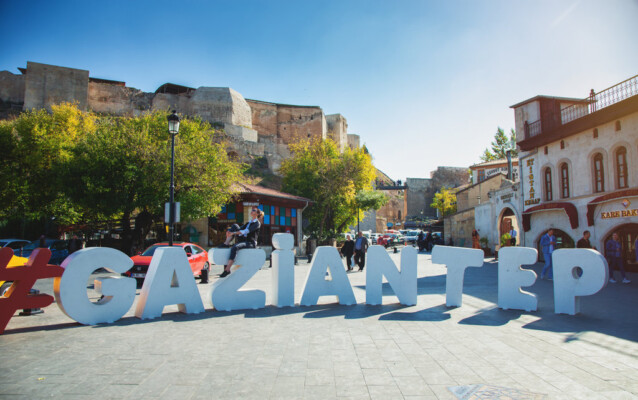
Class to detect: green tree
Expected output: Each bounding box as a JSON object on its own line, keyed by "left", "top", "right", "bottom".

{"left": 430, "top": 187, "right": 457, "bottom": 217}
{"left": 480, "top": 127, "right": 518, "bottom": 162}
{"left": 0, "top": 103, "right": 93, "bottom": 224}
{"left": 353, "top": 189, "right": 388, "bottom": 228}
{"left": 279, "top": 139, "right": 378, "bottom": 242}
{"left": 65, "top": 109, "right": 245, "bottom": 250}
{"left": 0, "top": 105, "right": 245, "bottom": 249}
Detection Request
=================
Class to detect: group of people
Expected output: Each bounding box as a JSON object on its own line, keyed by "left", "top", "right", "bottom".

{"left": 540, "top": 229, "right": 632, "bottom": 284}
{"left": 416, "top": 231, "right": 438, "bottom": 252}
{"left": 340, "top": 232, "right": 369, "bottom": 271}
{"left": 211, "top": 213, "right": 636, "bottom": 285}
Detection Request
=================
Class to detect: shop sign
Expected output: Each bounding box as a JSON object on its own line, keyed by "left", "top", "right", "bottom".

{"left": 601, "top": 209, "right": 638, "bottom": 219}
{"left": 243, "top": 202, "right": 259, "bottom": 206}
{"left": 524, "top": 158, "right": 540, "bottom": 206}
{"left": 500, "top": 193, "right": 514, "bottom": 201}
{"left": 216, "top": 219, "right": 236, "bottom": 223}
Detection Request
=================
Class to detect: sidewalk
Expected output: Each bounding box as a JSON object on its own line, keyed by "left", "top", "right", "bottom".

{"left": 1, "top": 249, "right": 637, "bottom": 399}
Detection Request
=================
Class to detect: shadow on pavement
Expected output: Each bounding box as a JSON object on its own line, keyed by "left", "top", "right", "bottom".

{"left": 379, "top": 304, "right": 451, "bottom": 321}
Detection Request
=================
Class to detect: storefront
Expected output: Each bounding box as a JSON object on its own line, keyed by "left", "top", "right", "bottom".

{"left": 207, "top": 184, "right": 311, "bottom": 254}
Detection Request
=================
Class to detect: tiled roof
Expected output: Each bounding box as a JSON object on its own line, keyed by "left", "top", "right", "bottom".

{"left": 235, "top": 183, "right": 313, "bottom": 203}
{"left": 470, "top": 158, "right": 519, "bottom": 169}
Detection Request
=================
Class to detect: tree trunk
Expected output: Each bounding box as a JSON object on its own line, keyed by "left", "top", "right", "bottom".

{"left": 133, "top": 210, "right": 154, "bottom": 254}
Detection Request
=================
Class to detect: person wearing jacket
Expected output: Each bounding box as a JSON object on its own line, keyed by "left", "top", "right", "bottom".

{"left": 341, "top": 234, "right": 355, "bottom": 271}
{"left": 540, "top": 229, "right": 556, "bottom": 280}
{"left": 219, "top": 208, "right": 264, "bottom": 278}
{"left": 353, "top": 231, "right": 369, "bottom": 272}
{"left": 606, "top": 232, "right": 630, "bottom": 284}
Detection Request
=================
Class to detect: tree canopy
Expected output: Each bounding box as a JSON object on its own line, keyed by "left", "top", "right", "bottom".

{"left": 0, "top": 104, "right": 245, "bottom": 248}
{"left": 430, "top": 187, "right": 457, "bottom": 217}
{"left": 279, "top": 139, "right": 381, "bottom": 241}
{"left": 480, "top": 127, "right": 518, "bottom": 162}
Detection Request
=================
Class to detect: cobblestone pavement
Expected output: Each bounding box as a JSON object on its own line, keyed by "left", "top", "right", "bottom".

{"left": 1, "top": 248, "right": 637, "bottom": 399}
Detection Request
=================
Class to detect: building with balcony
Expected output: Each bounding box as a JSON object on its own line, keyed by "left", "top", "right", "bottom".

{"left": 512, "top": 74, "right": 638, "bottom": 267}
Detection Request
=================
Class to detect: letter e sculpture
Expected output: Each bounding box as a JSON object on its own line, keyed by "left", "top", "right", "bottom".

{"left": 497, "top": 247, "right": 538, "bottom": 311}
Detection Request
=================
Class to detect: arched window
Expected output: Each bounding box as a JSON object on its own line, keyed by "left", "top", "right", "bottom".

{"left": 593, "top": 153, "right": 605, "bottom": 193}
{"left": 616, "top": 147, "right": 628, "bottom": 189}
{"left": 544, "top": 167, "right": 553, "bottom": 201}
{"left": 560, "top": 163, "right": 570, "bottom": 198}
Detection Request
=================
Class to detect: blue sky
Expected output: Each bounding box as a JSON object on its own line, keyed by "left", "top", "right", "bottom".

{"left": 1, "top": 0, "right": 637, "bottom": 181}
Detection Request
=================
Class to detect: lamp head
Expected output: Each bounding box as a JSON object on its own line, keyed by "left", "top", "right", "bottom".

{"left": 167, "top": 110, "right": 180, "bottom": 135}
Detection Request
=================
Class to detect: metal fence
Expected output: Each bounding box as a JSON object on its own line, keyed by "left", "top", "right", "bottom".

{"left": 525, "top": 74, "right": 638, "bottom": 139}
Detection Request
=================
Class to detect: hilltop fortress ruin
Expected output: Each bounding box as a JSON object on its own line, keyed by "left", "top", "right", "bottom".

{"left": 0, "top": 61, "right": 360, "bottom": 174}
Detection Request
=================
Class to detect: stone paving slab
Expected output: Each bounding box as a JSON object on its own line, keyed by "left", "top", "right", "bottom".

{"left": 1, "top": 249, "right": 637, "bottom": 399}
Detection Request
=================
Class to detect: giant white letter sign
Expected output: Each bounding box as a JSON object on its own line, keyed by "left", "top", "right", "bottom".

{"left": 300, "top": 246, "right": 356, "bottom": 306}
{"left": 497, "top": 247, "right": 538, "bottom": 312}
{"left": 135, "top": 247, "right": 205, "bottom": 319}
{"left": 271, "top": 233, "right": 295, "bottom": 307}
{"left": 366, "top": 245, "right": 417, "bottom": 306}
{"left": 209, "top": 248, "right": 266, "bottom": 311}
{"left": 431, "top": 245, "right": 483, "bottom": 307}
{"left": 552, "top": 249, "right": 607, "bottom": 315}
{"left": 54, "top": 248, "right": 136, "bottom": 325}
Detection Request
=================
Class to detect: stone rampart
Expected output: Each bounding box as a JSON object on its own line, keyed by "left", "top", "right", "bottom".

{"left": 24, "top": 61, "right": 89, "bottom": 111}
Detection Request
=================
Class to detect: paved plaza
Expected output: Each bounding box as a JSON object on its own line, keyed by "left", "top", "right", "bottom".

{"left": 1, "top": 248, "right": 637, "bottom": 399}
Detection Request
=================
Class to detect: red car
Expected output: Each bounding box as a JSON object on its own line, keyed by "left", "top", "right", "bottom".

{"left": 125, "top": 242, "right": 209, "bottom": 287}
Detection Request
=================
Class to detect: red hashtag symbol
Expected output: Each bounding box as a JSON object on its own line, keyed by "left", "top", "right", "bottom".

{"left": 0, "top": 247, "right": 64, "bottom": 334}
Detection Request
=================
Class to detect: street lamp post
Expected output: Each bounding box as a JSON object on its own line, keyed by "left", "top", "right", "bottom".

{"left": 167, "top": 111, "right": 180, "bottom": 246}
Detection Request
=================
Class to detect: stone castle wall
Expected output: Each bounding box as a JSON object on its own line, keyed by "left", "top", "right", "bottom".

{"left": 326, "top": 114, "right": 347, "bottom": 152}
{"left": 405, "top": 167, "right": 470, "bottom": 219}
{"left": 0, "top": 61, "right": 354, "bottom": 175}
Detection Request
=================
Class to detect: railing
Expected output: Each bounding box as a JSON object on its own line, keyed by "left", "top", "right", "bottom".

{"left": 524, "top": 74, "right": 638, "bottom": 139}
{"left": 524, "top": 120, "right": 542, "bottom": 139}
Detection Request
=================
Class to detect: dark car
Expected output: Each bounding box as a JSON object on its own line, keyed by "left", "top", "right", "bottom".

{"left": 125, "top": 242, "right": 209, "bottom": 288}
{"left": 20, "top": 239, "right": 69, "bottom": 265}
{"left": 0, "top": 239, "right": 30, "bottom": 256}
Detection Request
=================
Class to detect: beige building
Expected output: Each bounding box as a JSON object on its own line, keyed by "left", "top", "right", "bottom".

{"left": 474, "top": 74, "right": 638, "bottom": 266}
{"left": 444, "top": 173, "right": 515, "bottom": 248}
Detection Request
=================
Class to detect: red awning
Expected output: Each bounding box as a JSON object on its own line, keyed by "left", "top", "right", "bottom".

{"left": 522, "top": 202, "right": 579, "bottom": 232}
{"left": 586, "top": 188, "right": 638, "bottom": 226}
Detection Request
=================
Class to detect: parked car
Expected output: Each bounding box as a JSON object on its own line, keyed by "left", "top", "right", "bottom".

{"left": 403, "top": 230, "right": 420, "bottom": 245}
{"left": 369, "top": 233, "right": 381, "bottom": 245}
{"left": 125, "top": 242, "right": 209, "bottom": 288}
{"left": 19, "top": 239, "right": 69, "bottom": 265}
{"left": 377, "top": 233, "right": 402, "bottom": 248}
{"left": 0, "top": 239, "right": 30, "bottom": 256}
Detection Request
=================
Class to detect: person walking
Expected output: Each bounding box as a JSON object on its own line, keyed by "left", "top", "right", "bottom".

{"left": 472, "top": 229, "right": 480, "bottom": 249}
{"left": 540, "top": 229, "right": 556, "bottom": 280}
{"left": 219, "top": 208, "right": 264, "bottom": 278}
{"left": 606, "top": 232, "right": 630, "bottom": 283}
{"left": 353, "top": 231, "right": 369, "bottom": 272}
{"left": 341, "top": 234, "right": 355, "bottom": 271}
{"left": 576, "top": 230, "right": 595, "bottom": 249}
{"left": 68, "top": 235, "right": 83, "bottom": 254}
{"left": 417, "top": 230, "right": 425, "bottom": 252}
{"left": 425, "top": 231, "right": 433, "bottom": 252}
{"left": 509, "top": 228, "right": 517, "bottom": 246}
